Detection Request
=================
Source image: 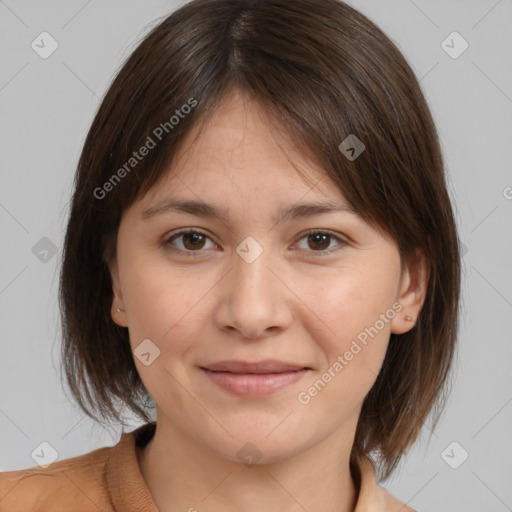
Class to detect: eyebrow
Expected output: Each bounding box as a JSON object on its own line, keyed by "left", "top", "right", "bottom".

{"left": 141, "top": 198, "right": 357, "bottom": 225}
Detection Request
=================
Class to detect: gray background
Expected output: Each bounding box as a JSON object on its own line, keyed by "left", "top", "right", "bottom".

{"left": 1, "top": 0, "right": 511, "bottom": 510}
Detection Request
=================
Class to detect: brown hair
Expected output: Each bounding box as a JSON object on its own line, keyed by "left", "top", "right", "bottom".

{"left": 59, "top": 0, "right": 461, "bottom": 481}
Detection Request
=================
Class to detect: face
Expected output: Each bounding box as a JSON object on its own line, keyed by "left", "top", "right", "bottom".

{"left": 109, "top": 88, "right": 424, "bottom": 464}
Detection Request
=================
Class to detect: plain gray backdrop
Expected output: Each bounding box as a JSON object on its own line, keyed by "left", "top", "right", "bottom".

{"left": 1, "top": 1, "right": 511, "bottom": 510}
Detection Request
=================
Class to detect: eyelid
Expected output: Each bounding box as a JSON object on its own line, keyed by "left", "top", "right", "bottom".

{"left": 295, "top": 229, "right": 347, "bottom": 255}
{"left": 162, "top": 227, "right": 348, "bottom": 257}
{"left": 163, "top": 228, "right": 217, "bottom": 253}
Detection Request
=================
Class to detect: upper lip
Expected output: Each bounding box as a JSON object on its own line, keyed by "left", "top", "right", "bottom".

{"left": 200, "top": 360, "right": 310, "bottom": 374}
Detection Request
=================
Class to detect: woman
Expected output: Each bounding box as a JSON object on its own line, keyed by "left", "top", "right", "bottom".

{"left": 0, "top": 0, "right": 460, "bottom": 510}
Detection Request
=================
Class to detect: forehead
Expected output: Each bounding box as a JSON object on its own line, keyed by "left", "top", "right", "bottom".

{"left": 139, "top": 89, "right": 349, "bottom": 210}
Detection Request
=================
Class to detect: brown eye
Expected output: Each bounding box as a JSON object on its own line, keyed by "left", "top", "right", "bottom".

{"left": 295, "top": 230, "right": 346, "bottom": 256}
{"left": 181, "top": 232, "right": 206, "bottom": 250}
{"left": 165, "top": 230, "right": 215, "bottom": 254}
{"left": 307, "top": 232, "right": 331, "bottom": 251}
{"left": 164, "top": 228, "right": 346, "bottom": 257}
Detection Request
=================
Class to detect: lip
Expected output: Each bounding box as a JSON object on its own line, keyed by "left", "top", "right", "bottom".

{"left": 201, "top": 359, "right": 309, "bottom": 374}
{"left": 199, "top": 360, "right": 311, "bottom": 397}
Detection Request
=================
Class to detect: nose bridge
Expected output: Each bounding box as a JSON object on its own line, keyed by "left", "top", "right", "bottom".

{"left": 217, "top": 233, "right": 293, "bottom": 338}
{"left": 232, "top": 234, "right": 278, "bottom": 299}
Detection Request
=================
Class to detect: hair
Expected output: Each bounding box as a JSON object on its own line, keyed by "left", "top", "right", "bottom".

{"left": 59, "top": 0, "right": 461, "bottom": 481}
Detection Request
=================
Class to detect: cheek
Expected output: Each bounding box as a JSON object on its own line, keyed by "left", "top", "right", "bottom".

{"left": 120, "top": 258, "right": 198, "bottom": 349}
{"left": 297, "top": 261, "right": 398, "bottom": 341}
{"left": 294, "top": 263, "right": 397, "bottom": 396}
{"left": 121, "top": 261, "right": 211, "bottom": 408}
{"left": 296, "top": 275, "right": 392, "bottom": 418}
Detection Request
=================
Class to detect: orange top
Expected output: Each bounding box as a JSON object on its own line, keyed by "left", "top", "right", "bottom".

{"left": 0, "top": 423, "right": 414, "bottom": 511}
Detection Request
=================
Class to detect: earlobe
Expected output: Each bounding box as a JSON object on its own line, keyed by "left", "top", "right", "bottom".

{"left": 391, "top": 249, "right": 429, "bottom": 335}
{"left": 108, "top": 258, "right": 128, "bottom": 327}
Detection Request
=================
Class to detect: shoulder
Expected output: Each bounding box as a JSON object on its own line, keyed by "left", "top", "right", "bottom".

{"left": 0, "top": 444, "right": 114, "bottom": 512}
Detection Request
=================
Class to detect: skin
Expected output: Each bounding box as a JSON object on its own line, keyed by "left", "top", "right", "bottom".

{"left": 108, "top": 88, "right": 428, "bottom": 512}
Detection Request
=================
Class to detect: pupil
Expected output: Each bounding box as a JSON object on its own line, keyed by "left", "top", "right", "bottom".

{"left": 310, "top": 233, "right": 328, "bottom": 250}
{"left": 186, "top": 233, "right": 204, "bottom": 249}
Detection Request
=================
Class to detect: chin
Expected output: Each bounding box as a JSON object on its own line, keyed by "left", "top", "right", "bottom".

{"left": 201, "top": 423, "right": 312, "bottom": 466}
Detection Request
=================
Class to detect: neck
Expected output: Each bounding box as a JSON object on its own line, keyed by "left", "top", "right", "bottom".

{"left": 137, "top": 412, "right": 359, "bottom": 512}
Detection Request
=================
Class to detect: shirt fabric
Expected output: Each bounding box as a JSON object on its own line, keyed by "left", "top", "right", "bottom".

{"left": 0, "top": 422, "right": 414, "bottom": 511}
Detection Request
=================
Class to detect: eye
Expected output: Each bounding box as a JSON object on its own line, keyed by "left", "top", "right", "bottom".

{"left": 294, "top": 229, "right": 346, "bottom": 256}
{"left": 164, "top": 229, "right": 216, "bottom": 255}
{"left": 163, "top": 228, "right": 346, "bottom": 257}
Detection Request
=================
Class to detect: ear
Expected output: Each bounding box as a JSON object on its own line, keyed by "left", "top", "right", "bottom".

{"left": 108, "top": 257, "right": 128, "bottom": 327}
{"left": 391, "top": 248, "right": 429, "bottom": 335}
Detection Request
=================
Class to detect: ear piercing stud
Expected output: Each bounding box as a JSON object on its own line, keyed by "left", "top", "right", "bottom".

{"left": 116, "top": 308, "right": 125, "bottom": 313}
{"left": 405, "top": 315, "right": 412, "bottom": 322}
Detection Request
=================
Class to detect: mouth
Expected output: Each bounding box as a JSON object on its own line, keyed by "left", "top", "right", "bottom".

{"left": 201, "top": 359, "right": 310, "bottom": 374}
{"left": 199, "top": 360, "right": 311, "bottom": 397}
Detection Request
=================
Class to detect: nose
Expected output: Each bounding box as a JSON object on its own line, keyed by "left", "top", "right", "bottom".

{"left": 214, "top": 241, "right": 295, "bottom": 340}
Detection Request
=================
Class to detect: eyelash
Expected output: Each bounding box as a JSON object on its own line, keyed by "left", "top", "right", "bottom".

{"left": 163, "top": 228, "right": 347, "bottom": 258}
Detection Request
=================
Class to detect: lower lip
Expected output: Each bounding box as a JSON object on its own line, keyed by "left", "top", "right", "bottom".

{"left": 200, "top": 368, "right": 309, "bottom": 397}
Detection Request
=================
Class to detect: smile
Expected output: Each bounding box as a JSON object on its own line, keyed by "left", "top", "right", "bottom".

{"left": 199, "top": 360, "right": 311, "bottom": 397}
